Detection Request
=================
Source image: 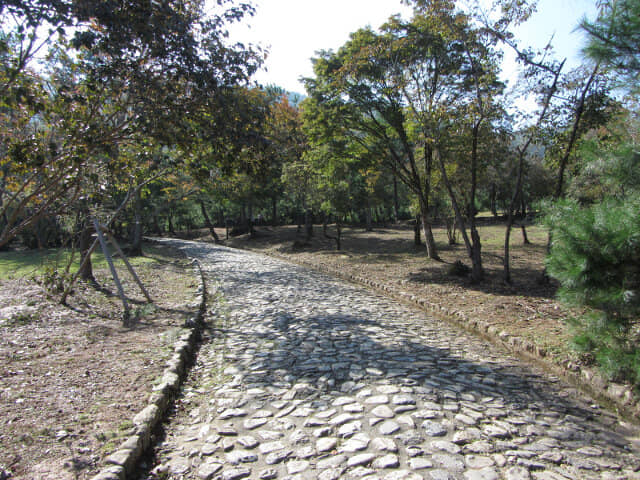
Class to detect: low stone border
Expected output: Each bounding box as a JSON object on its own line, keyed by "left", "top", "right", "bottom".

{"left": 262, "top": 250, "right": 640, "bottom": 421}
{"left": 90, "top": 259, "right": 208, "bottom": 480}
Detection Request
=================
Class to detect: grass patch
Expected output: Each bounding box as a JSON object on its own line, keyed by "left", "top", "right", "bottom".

{"left": 0, "top": 247, "right": 157, "bottom": 280}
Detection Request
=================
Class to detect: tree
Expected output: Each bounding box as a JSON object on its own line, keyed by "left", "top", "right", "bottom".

{"left": 544, "top": 1, "right": 640, "bottom": 385}
{"left": 545, "top": 197, "right": 640, "bottom": 386}
{"left": 0, "top": 0, "right": 262, "bottom": 249}
{"left": 402, "top": 0, "right": 506, "bottom": 281}
{"left": 304, "top": 21, "right": 450, "bottom": 260}
{"left": 301, "top": 94, "right": 383, "bottom": 249}
{"left": 261, "top": 90, "right": 307, "bottom": 226}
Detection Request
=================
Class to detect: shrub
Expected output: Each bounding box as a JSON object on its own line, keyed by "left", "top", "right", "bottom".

{"left": 545, "top": 196, "right": 640, "bottom": 387}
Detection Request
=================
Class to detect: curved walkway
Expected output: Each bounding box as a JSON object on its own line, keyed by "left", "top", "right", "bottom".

{"left": 143, "top": 240, "right": 639, "bottom": 480}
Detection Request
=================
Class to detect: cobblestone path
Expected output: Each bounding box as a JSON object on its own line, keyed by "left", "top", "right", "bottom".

{"left": 144, "top": 240, "right": 639, "bottom": 480}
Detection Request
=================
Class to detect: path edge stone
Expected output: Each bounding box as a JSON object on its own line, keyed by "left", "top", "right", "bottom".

{"left": 90, "top": 258, "right": 208, "bottom": 480}
{"left": 258, "top": 249, "right": 640, "bottom": 422}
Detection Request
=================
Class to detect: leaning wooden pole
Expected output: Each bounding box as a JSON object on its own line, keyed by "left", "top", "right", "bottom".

{"left": 105, "top": 230, "right": 152, "bottom": 303}
{"left": 60, "top": 169, "right": 170, "bottom": 305}
{"left": 93, "top": 218, "right": 130, "bottom": 324}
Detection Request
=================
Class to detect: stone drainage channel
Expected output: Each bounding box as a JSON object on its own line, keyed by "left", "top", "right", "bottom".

{"left": 138, "top": 239, "right": 639, "bottom": 480}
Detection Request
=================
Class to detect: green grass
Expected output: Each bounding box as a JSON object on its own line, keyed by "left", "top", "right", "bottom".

{"left": 0, "top": 247, "right": 158, "bottom": 280}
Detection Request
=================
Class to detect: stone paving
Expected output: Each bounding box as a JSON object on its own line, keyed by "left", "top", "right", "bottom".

{"left": 142, "top": 240, "right": 640, "bottom": 480}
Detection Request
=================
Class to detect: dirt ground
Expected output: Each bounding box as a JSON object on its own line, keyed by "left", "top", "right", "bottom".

{"left": 0, "top": 243, "right": 197, "bottom": 480}
{"left": 220, "top": 221, "right": 579, "bottom": 368}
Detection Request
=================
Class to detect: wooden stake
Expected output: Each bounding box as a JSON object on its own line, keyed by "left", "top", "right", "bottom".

{"left": 93, "top": 217, "right": 130, "bottom": 324}
{"left": 105, "top": 230, "right": 152, "bottom": 303}
{"left": 60, "top": 170, "right": 169, "bottom": 305}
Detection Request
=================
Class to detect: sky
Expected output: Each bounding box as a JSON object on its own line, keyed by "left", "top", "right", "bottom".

{"left": 226, "top": 0, "right": 600, "bottom": 95}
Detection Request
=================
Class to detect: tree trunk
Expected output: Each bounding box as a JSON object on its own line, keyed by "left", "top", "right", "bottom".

{"left": 413, "top": 216, "right": 421, "bottom": 246}
{"left": 271, "top": 197, "right": 278, "bottom": 226}
{"left": 199, "top": 200, "right": 220, "bottom": 243}
{"left": 323, "top": 213, "right": 341, "bottom": 251}
{"left": 416, "top": 183, "right": 439, "bottom": 259}
{"left": 469, "top": 225, "right": 483, "bottom": 282}
{"left": 436, "top": 148, "right": 483, "bottom": 281}
{"left": 393, "top": 174, "right": 400, "bottom": 223}
{"left": 247, "top": 199, "right": 255, "bottom": 238}
{"left": 304, "top": 208, "right": 313, "bottom": 241}
{"left": 542, "top": 63, "right": 599, "bottom": 283}
{"left": 35, "top": 219, "right": 45, "bottom": 249}
{"left": 0, "top": 170, "right": 7, "bottom": 239}
{"left": 490, "top": 183, "right": 497, "bottom": 217}
{"left": 365, "top": 198, "right": 373, "bottom": 232}
{"left": 521, "top": 224, "right": 531, "bottom": 245}
{"left": 129, "top": 189, "right": 143, "bottom": 256}
{"left": 167, "top": 211, "right": 175, "bottom": 235}
{"left": 420, "top": 211, "right": 438, "bottom": 260}
{"left": 240, "top": 202, "right": 247, "bottom": 230}
{"left": 78, "top": 216, "right": 94, "bottom": 281}
{"left": 446, "top": 217, "right": 457, "bottom": 245}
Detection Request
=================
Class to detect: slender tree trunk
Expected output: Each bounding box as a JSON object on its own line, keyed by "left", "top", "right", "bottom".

{"left": 436, "top": 148, "right": 483, "bottom": 281}
{"left": 468, "top": 120, "right": 484, "bottom": 283}
{"left": 469, "top": 224, "right": 483, "bottom": 281}
{"left": 272, "top": 197, "right": 278, "bottom": 226}
{"left": 504, "top": 175, "right": 522, "bottom": 283}
{"left": 504, "top": 64, "right": 564, "bottom": 283}
{"left": 413, "top": 215, "right": 421, "bottom": 246}
{"left": 365, "top": 198, "right": 373, "bottom": 232}
{"left": 0, "top": 169, "right": 7, "bottom": 239}
{"left": 304, "top": 208, "right": 313, "bottom": 241}
{"left": 199, "top": 200, "right": 220, "bottom": 243}
{"left": 167, "top": 211, "right": 175, "bottom": 235}
{"left": 420, "top": 210, "right": 438, "bottom": 260}
{"left": 78, "top": 214, "right": 94, "bottom": 281}
{"left": 446, "top": 217, "right": 457, "bottom": 245}
{"left": 393, "top": 174, "right": 400, "bottom": 223}
{"left": 247, "top": 199, "right": 255, "bottom": 238}
{"left": 323, "top": 213, "right": 341, "bottom": 250}
{"left": 296, "top": 208, "right": 302, "bottom": 234}
{"left": 490, "top": 183, "right": 497, "bottom": 217}
{"left": 542, "top": 63, "right": 599, "bottom": 282}
{"left": 35, "top": 219, "right": 45, "bottom": 249}
{"left": 521, "top": 225, "right": 531, "bottom": 245}
{"left": 129, "top": 189, "right": 143, "bottom": 256}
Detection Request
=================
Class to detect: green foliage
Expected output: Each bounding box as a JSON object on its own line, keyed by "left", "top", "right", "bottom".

{"left": 569, "top": 107, "right": 640, "bottom": 203}
{"left": 581, "top": 0, "right": 640, "bottom": 88}
{"left": 1, "top": 0, "right": 262, "bottom": 249}
{"left": 546, "top": 197, "right": 640, "bottom": 315}
{"left": 545, "top": 196, "right": 640, "bottom": 386}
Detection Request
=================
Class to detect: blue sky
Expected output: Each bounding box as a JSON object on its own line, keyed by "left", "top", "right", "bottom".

{"left": 227, "top": 0, "right": 599, "bottom": 94}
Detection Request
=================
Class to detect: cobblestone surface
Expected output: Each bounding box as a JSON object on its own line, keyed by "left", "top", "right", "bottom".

{"left": 143, "top": 240, "right": 640, "bottom": 480}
